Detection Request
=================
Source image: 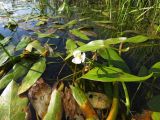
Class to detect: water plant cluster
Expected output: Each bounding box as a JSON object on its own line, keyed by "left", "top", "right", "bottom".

{"left": 0, "top": 0, "right": 160, "bottom": 119}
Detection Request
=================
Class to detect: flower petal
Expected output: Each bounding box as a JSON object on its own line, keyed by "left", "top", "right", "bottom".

{"left": 81, "top": 53, "right": 86, "bottom": 63}
{"left": 72, "top": 58, "right": 82, "bottom": 64}
{"left": 119, "top": 37, "right": 127, "bottom": 41}
{"left": 73, "top": 50, "right": 81, "bottom": 57}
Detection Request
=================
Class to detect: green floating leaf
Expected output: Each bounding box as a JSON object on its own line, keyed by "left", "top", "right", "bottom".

{"left": 79, "top": 29, "right": 97, "bottom": 37}
{"left": 26, "top": 40, "right": 47, "bottom": 56}
{"left": 36, "top": 32, "right": 59, "bottom": 39}
{"left": 0, "top": 80, "right": 28, "bottom": 120}
{"left": 43, "top": 89, "right": 62, "bottom": 120}
{"left": 18, "top": 58, "right": 46, "bottom": 95}
{"left": 61, "top": 19, "right": 78, "bottom": 29}
{"left": 98, "top": 48, "right": 130, "bottom": 72}
{"left": 0, "top": 45, "right": 14, "bottom": 66}
{"left": 70, "top": 29, "right": 90, "bottom": 40}
{"left": 148, "top": 95, "right": 160, "bottom": 112}
{"left": 0, "top": 60, "right": 32, "bottom": 90}
{"left": 16, "top": 36, "right": 32, "bottom": 51}
{"left": 66, "top": 39, "right": 77, "bottom": 53}
{"left": 149, "top": 62, "right": 160, "bottom": 78}
{"left": 0, "top": 37, "right": 12, "bottom": 46}
{"left": 82, "top": 66, "right": 152, "bottom": 82}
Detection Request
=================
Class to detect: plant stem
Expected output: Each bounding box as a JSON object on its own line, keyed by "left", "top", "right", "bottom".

{"left": 122, "top": 82, "right": 130, "bottom": 115}
{"left": 106, "top": 82, "right": 119, "bottom": 120}
{"left": 119, "top": 42, "right": 130, "bottom": 115}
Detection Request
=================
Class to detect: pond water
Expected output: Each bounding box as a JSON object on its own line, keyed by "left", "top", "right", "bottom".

{"left": 0, "top": 0, "right": 38, "bottom": 19}
{"left": 0, "top": 0, "right": 39, "bottom": 43}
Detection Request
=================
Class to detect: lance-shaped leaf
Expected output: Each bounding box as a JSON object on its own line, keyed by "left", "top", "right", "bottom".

{"left": 0, "top": 45, "right": 14, "bottom": 66}
{"left": 74, "top": 35, "right": 149, "bottom": 53}
{"left": 18, "top": 58, "right": 46, "bottom": 95}
{"left": 124, "top": 35, "right": 149, "bottom": 43}
{"left": 0, "top": 60, "right": 32, "bottom": 90}
{"left": 54, "top": 20, "right": 78, "bottom": 29}
{"left": 82, "top": 66, "right": 153, "bottom": 82}
{"left": 0, "top": 37, "right": 12, "bottom": 46}
{"left": 43, "top": 88, "right": 62, "bottom": 120}
{"left": 70, "top": 85, "right": 99, "bottom": 120}
{"left": 25, "top": 40, "right": 47, "bottom": 56}
{"left": 16, "top": 36, "right": 32, "bottom": 51}
{"left": 0, "top": 80, "right": 28, "bottom": 120}
{"left": 104, "top": 35, "right": 149, "bottom": 45}
{"left": 76, "top": 40, "right": 106, "bottom": 52}
{"left": 36, "top": 32, "right": 59, "bottom": 39}
{"left": 70, "top": 29, "right": 90, "bottom": 40}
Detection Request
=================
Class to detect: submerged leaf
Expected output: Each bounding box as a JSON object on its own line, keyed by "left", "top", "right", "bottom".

{"left": 18, "top": 58, "right": 46, "bottom": 95}
{"left": 0, "top": 80, "right": 28, "bottom": 120}
{"left": 82, "top": 66, "right": 152, "bottom": 82}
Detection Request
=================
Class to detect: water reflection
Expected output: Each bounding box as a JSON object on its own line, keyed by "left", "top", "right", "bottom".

{"left": 0, "top": 0, "right": 38, "bottom": 21}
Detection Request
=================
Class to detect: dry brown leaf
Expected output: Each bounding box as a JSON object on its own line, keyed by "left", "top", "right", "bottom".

{"left": 63, "top": 87, "right": 84, "bottom": 120}
{"left": 131, "top": 110, "right": 152, "bottom": 120}
{"left": 28, "top": 78, "right": 52, "bottom": 118}
{"left": 87, "top": 92, "right": 112, "bottom": 109}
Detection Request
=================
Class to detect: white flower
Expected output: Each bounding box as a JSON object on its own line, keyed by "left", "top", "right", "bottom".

{"left": 72, "top": 50, "right": 86, "bottom": 64}
{"left": 119, "top": 37, "right": 127, "bottom": 41}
